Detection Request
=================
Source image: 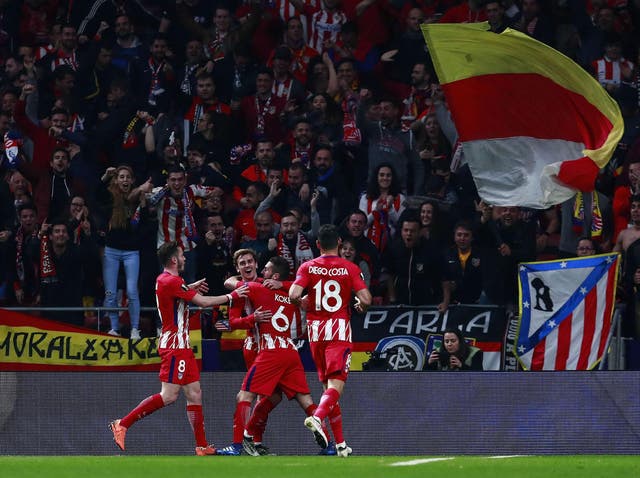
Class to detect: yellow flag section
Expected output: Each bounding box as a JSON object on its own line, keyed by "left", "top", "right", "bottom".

{"left": 0, "top": 310, "right": 201, "bottom": 370}
{"left": 421, "top": 23, "right": 623, "bottom": 208}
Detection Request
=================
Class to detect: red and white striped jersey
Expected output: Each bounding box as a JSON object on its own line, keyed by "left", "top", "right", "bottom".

{"left": 592, "top": 56, "right": 634, "bottom": 86}
{"left": 154, "top": 185, "right": 212, "bottom": 251}
{"left": 308, "top": 7, "right": 347, "bottom": 53}
{"left": 293, "top": 255, "right": 367, "bottom": 343}
{"left": 232, "top": 282, "right": 303, "bottom": 350}
{"left": 307, "top": 317, "right": 351, "bottom": 342}
{"left": 156, "top": 271, "right": 197, "bottom": 350}
{"left": 276, "top": 0, "right": 318, "bottom": 42}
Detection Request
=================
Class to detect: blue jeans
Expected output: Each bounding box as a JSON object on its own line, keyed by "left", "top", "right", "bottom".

{"left": 103, "top": 246, "right": 140, "bottom": 331}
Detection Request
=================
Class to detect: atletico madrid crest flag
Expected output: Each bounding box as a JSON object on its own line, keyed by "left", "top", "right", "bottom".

{"left": 421, "top": 24, "right": 623, "bottom": 209}
{"left": 515, "top": 254, "right": 619, "bottom": 370}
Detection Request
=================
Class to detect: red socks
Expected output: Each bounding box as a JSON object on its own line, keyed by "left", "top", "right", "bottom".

{"left": 246, "top": 396, "right": 275, "bottom": 441}
{"left": 120, "top": 393, "right": 165, "bottom": 429}
{"left": 314, "top": 388, "right": 340, "bottom": 421}
{"left": 328, "top": 402, "right": 344, "bottom": 444}
{"left": 233, "top": 400, "right": 252, "bottom": 444}
{"left": 187, "top": 404, "right": 207, "bottom": 447}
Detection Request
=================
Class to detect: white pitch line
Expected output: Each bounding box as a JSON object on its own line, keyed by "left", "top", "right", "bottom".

{"left": 487, "top": 455, "right": 530, "bottom": 459}
{"left": 389, "top": 457, "right": 455, "bottom": 467}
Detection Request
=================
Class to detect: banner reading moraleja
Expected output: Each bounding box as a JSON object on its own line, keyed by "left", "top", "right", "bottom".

{"left": 0, "top": 310, "right": 201, "bottom": 371}
{"left": 350, "top": 304, "right": 507, "bottom": 371}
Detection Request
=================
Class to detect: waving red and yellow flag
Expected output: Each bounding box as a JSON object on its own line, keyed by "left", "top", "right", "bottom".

{"left": 422, "top": 23, "right": 623, "bottom": 209}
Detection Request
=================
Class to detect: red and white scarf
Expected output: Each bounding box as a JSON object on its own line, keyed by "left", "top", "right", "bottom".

{"left": 277, "top": 232, "right": 314, "bottom": 278}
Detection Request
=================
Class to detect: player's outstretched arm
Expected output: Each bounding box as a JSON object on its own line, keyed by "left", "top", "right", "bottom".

{"left": 192, "top": 285, "right": 249, "bottom": 308}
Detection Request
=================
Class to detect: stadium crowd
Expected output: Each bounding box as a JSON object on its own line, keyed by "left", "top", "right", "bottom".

{"left": 0, "top": 0, "right": 639, "bottom": 350}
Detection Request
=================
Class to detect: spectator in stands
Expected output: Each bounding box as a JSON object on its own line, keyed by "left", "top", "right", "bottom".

{"left": 276, "top": 17, "right": 320, "bottom": 85}
{"left": 147, "top": 164, "right": 215, "bottom": 284}
{"left": 341, "top": 208, "right": 380, "bottom": 282}
{"left": 400, "top": 62, "right": 435, "bottom": 133}
{"left": 412, "top": 113, "right": 454, "bottom": 200}
{"left": 182, "top": 71, "right": 231, "bottom": 155}
{"left": 235, "top": 139, "right": 278, "bottom": 195}
{"left": 419, "top": 199, "right": 448, "bottom": 248}
{"left": 270, "top": 46, "right": 307, "bottom": 105}
{"left": 281, "top": 162, "right": 311, "bottom": 214}
{"left": 614, "top": 195, "right": 640, "bottom": 253}
{"left": 6, "top": 170, "right": 32, "bottom": 211}
{"left": 130, "top": 32, "right": 175, "bottom": 114}
{"left": 358, "top": 163, "right": 406, "bottom": 252}
{"left": 305, "top": 92, "right": 343, "bottom": 147}
{"left": 7, "top": 202, "right": 40, "bottom": 306}
{"left": 309, "top": 145, "right": 351, "bottom": 224}
{"left": 203, "top": 6, "right": 238, "bottom": 63}
{"left": 305, "top": 53, "right": 339, "bottom": 97}
{"left": 383, "top": 214, "right": 450, "bottom": 309}
{"left": 559, "top": 191, "right": 612, "bottom": 257}
{"left": 111, "top": 14, "right": 147, "bottom": 74}
{"left": 339, "top": 236, "right": 370, "bottom": 287}
{"left": 15, "top": 82, "right": 85, "bottom": 174}
{"left": 613, "top": 159, "right": 640, "bottom": 242}
{"left": 277, "top": 119, "right": 315, "bottom": 168}
{"left": 254, "top": 167, "right": 289, "bottom": 217}
{"left": 382, "top": 8, "right": 430, "bottom": 85}
{"left": 98, "top": 165, "right": 152, "bottom": 338}
{"left": 359, "top": 96, "right": 414, "bottom": 194}
{"left": 576, "top": 236, "right": 598, "bottom": 257}
{"left": 591, "top": 35, "right": 634, "bottom": 94}
{"left": 185, "top": 142, "right": 231, "bottom": 191}
{"left": 478, "top": 204, "right": 536, "bottom": 307}
{"left": 308, "top": 0, "right": 347, "bottom": 54}
{"left": 196, "top": 212, "right": 234, "bottom": 297}
{"left": 19, "top": 147, "right": 88, "bottom": 224}
{"left": 271, "top": 210, "right": 315, "bottom": 278}
{"left": 238, "top": 68, "right": 287, "bottom": 144}
{"left": 486, "top": 1, "right": 511, "bottom": 33}
{"left": 444, "top": 221, "right": 486, "bottom": 304}
{"left": 177, "top": 39, "right": 208, "bottom": 101}
{"left": 37, "top": 216, "right": 98, "bottom": 326}
{"left": 512, "top": 0, "right": 554, "bottom": 45}
{"left": 233, "top": 181, "right": 270, "bottom": 246}
{"left": 426, "top": 328, "right": 484, "bottom": 371}
{"left": 240, "top": 209, "right": 277, "bottom": 267}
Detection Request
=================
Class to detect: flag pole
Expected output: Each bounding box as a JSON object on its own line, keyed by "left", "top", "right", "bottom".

{"left": 599, "top": 305, "right": 622, "bottom": 370}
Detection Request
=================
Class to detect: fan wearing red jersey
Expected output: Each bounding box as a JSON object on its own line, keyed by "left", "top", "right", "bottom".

{"left": 109, "top": 241, "right": 247, "bottom": 456}
{"left": 289, "top": 224, "right": 371, "bottom": 457}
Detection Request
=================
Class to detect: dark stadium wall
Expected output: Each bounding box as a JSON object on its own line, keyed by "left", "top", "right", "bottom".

{"left": 1, "top": 372, "right": 639, "bottom": 455}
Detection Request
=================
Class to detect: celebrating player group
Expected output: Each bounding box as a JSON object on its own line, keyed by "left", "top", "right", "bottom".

{"left": 109, "top": 225, "right": 372, "bottom": 456}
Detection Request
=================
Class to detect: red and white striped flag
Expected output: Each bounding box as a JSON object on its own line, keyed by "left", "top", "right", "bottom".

{"left": 515, "top": 254, "right": 619, "bottom": 370}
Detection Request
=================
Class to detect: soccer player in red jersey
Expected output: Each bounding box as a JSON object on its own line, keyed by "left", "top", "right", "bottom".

{"left": 218, "top": 248, "right": 284, "bottom": 455}
{"left": 226, "top": 256, "right": 328, "bottom": 456}
{"left": 289, "top": 224, "right": 372, "bottom": 457}
{"left": 109, "top": 241, "right": 247, "bottom": 456}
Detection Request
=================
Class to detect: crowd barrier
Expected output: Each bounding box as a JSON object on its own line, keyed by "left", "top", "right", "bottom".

{"left": 0, "top": 304, "right": 627, "bottom": 371}
{"left": 0, "top": 371, "right": 638, "bottom": 455}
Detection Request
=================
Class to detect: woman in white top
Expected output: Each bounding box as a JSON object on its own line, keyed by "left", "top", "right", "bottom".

{"left": 358, "top": 163, "right": 405, "bottom": 252}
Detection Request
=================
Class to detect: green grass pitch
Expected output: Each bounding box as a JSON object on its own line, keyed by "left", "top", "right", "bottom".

{"left": 1, "top": 455, "right": 638, "bottom": 478}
